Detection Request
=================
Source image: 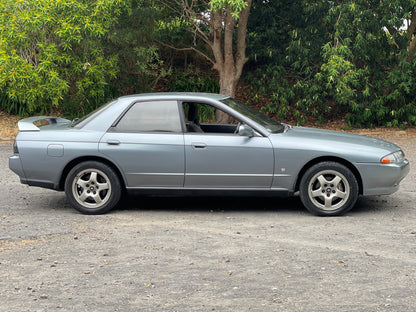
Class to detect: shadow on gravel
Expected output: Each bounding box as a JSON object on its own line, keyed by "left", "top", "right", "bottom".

{"left": 352, "top": 195, "right": 398, "bottom": 215}
{"left": 118, "top": 194, "right": 398, "bottom": 216}
{"left": 45, "top": 191, "right": 397, "bottom": 216}
{"left": 118, "top": 194, "right": 306, "bottom": 215}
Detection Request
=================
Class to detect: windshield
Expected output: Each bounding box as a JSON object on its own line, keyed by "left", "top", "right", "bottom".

{"left": 220, "top": 98, "right": 285, "bottom": 133}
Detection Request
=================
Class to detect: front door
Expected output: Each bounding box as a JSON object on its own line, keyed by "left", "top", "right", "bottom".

{"left": 181, "top": 101, "right": 274, "bottom": 189}
{"left": 184, "top": 133, "right": 274, "bottom": 189}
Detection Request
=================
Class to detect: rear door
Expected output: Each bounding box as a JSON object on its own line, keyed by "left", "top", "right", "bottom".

{"left": 99, "top": 100, "right": 185, "bottom": 188}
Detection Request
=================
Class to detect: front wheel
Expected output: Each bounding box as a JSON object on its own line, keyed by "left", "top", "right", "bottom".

{"left": 65, "top": 161, "right": 121, "bottom": 214}
{"left": 299, "top": 162, "right": 359, "bottom": 216}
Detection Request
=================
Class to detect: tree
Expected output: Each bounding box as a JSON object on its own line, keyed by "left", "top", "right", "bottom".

{"left": 0, "top": 0, "right": 129, "bottom": 115}
{"left": 245, "top": 0, "right": 332, "bottom": 122}
{"left": 320, "top": 0, "right": 416, "bottom": 127}
{"left": 209, "top": 0, "right": 252, "bottom": 99}
{"left": 245, "top": 0, "right": 416, "bottom": 127}
{"left": 158, "top": 0, "right": 252, "bottom": 121}
{"left": 103, "top": 0, "right": 169, "bottom": 95}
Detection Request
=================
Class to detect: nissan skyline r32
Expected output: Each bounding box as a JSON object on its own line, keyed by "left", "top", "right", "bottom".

{"left": 9, "top": 93, "right": 409, "bottom": 216}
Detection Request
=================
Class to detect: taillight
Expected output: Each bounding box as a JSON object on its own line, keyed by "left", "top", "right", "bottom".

{"left": 13, "top": 140, "right": 19, "bottom": 154}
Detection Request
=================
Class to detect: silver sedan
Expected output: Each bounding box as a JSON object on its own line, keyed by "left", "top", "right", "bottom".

{"left": 9, "top": 93, "right": 410, "bottom": 216}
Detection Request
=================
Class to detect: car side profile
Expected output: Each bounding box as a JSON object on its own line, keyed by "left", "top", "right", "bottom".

{"left": 9, "top": 93, "right": 410, "bottom": 216}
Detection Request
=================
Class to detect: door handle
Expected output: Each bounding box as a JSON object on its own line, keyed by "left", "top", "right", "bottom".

{"left": 107, "top": 139, "right": 120, "bottom": 145}
{"left": 192, "top": 142, "right": 207, "bottom": 149}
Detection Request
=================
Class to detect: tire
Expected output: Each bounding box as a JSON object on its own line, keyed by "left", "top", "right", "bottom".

{"left": 299, "top": 161, "right": 359, "bottom": 216}
{"left": 65, "top": 161, "right": 121, "bottom": 215}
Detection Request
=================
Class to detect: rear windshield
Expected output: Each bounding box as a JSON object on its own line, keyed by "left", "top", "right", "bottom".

{"left": 72, "top": 100, "right": 116, "bottom": 128}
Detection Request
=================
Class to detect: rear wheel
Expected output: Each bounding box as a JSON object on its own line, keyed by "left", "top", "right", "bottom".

{"left": 65, "top": 161, "right": 121, "bottom": 214}
{"left": 299, "top": 162, "right": 358, "bottom": 216}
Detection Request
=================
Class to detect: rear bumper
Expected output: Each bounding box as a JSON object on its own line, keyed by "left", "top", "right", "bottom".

{"left": 9, "top": 155, "right": 26, "bottom": 182}
{"left": 9, "top": 155, "right": 58, "bottom": 190}
{"left": 356, "top": 159, "right": 410, "bottom": 196}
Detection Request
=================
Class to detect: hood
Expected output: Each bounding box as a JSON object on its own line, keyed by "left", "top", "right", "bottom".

{"left": 270, "top": 126, "right": 402, "bottom": 163}
{"left": 288, "top": 126, "right": 399, "bottom": 150}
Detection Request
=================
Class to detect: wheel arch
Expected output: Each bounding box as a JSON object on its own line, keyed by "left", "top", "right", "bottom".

{"left": 294, "top": 156, "right": 363, "bottom": 195}
{"left": 59, "top": 156, "right": 126, "bottom": 191}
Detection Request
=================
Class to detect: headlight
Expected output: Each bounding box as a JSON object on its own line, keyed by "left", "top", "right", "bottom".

{"left": 381, "top": 150, "right": 405, "bottom": 164}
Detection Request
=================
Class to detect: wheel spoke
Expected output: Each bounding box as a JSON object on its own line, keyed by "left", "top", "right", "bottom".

{"left": 311, "top": 188, "right": 323, "bottom": 198}
{"left": 91, "top": 192, "right": 103, "bottom": 204}
{"left": 76, "top": 178, "right": 88, "bottom": 189}
{"left": 89, "top": 171, "right": 98, "bottom": 184}
{"left": 332, "top": 176, "right": 342, "bottom": 188}
{"left": 324, "top": 195, "right": 333, "bottom": 208}
{"left": 317, "top": 175, "right": 329, "bottom": 186}
{"left": 335, "top": 189, "right": 347, "bottom": 199}
{"left": 78, "top": 190, "right": 90, "bottom": 202}
{"left": 96, "top": 181, "right": 109, "bottom": 191}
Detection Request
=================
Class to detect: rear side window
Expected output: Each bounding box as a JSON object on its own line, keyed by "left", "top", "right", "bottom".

{"left": 115, "top": 101, "right": 182, "bottom": 132}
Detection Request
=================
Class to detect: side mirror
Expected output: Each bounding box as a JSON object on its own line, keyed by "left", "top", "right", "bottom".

{"left": 238, "top": 124, "right": 255, "bottom": 137}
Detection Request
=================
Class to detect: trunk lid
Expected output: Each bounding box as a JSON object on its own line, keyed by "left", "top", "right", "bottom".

{"left": 17, "top": 116, "right": 71, "bottom": 132}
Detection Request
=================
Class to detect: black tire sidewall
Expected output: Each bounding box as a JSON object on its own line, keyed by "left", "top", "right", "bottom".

{"left": 299, "top": 162, "right": 359, "bottom": 216}
{"left": 65, "top": 161, "right": 121, "bottom": 215}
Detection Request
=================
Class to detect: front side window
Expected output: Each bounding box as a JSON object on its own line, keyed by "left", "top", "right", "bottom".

{"left": 115, "top": 101, "right": 182, "bottom": 132}
{"left": 183, "top": 102, "right": 239, "bottom": 134}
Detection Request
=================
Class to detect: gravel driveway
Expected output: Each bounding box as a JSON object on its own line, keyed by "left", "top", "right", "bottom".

{"left": 0, "top": 136, "right": 415, "bottom": 312}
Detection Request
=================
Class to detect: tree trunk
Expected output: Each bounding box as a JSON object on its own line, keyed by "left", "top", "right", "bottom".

{"left": 213, "top": 0, "right": 252, "bottom": 123}
{"left": 161, "top": 0, "right": 252, "bottom": 123}
{"left": 407, "top": 10, "right": 416, "bottom": 61}
{"left": 215, "top": 72, "right": 239, "bottom": 123}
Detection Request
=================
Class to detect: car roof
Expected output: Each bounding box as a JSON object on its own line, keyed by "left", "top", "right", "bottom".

{"left": 117, "top": 92, "right": 229, "bottom": 102}
{"left": 77, "top": 92, "right": 231, "bottom": 131}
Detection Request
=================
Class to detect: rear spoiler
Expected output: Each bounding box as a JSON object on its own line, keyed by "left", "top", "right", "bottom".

{"left": 17, "top": 116, "right": 71, "bottom": 132}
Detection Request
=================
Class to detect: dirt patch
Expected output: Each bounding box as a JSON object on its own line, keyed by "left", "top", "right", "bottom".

{"left": 0, "top": 110, "right": 19, "bottom": 140}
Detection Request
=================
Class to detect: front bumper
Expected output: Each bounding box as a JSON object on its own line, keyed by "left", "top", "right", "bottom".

{"left": 356, "top": 159, "right": 410, "bottom": 196}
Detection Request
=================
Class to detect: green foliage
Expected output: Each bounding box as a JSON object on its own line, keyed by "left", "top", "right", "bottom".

{"left": 169, "top": 64, "right": 219, "bottom": 123}
{"left": 323, "top": 0, "right": 416, "bottom": 127}
{"left": 247, "top": 0, "right": 332, "bottom": 124}
{"left": 246, "top": 65, "right": 296, "bottom": 120}
{"left": 2, "top": 0, "right": 416, "bottom": 129}
{"left": 167, "top": 65, "right": 219, "bottom": 93}
{"left": 318, "top": 41, "right": 369, "bottom": 109}
{"left": 0, "top": 0, "right": 129, "bottom": 115}
{"left": 247, "top": 0, "right": 416, "bottom": 128}
{"left": 210, "top": 0, "right": 249, "bottom": 18}
{"left": 0, "top": 92, "right": 25, "bottom": 115}
{"left": 105, "top": 1, "right": 169, "bottom": 95}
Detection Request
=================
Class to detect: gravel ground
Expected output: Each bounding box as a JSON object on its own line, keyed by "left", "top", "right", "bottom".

{"left": 0, "top": 136, "right": 415, "bottom": 312}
